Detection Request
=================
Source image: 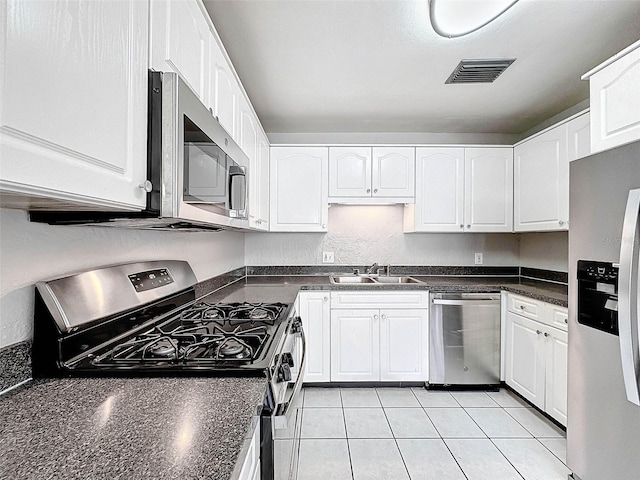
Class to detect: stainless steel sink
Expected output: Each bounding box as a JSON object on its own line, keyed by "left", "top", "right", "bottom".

{"left": 330, "top": 276, "right": 378, "bottom": 284}
{"left": 372, "top": 276, "right": 422, "bottom": 284}
{"left": 329, "top": 275, "right": 423, "bottom": 285}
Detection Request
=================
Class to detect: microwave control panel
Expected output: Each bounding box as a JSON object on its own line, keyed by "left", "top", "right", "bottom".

{"left": 128, "top": 269, "right": 174, "bottom": 293}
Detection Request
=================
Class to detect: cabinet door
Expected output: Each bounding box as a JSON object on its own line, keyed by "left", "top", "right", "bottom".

{"left": 412, "top": 147, "right": 465, "bottom": 232}
{"left": 328, "top": 147, "right": 372, "bottom": 198}
{"left": 0, "top": 0, "right": 148, "bottom": 210}
{"left": 464, "top": 148, "right": 513, "bottom": 232}
{"left": 567, "top": 113, "right": 591, "bottom": 162}
{"left": 210, "top": 37, "right": 239, "bottom": 141}
{"left": 150, "top": 0, "right": 211, "bottom": 105}
{"left": 372, "top": 147, "right": 415, "bottom": 198}
{"left": 380, "top": 309, "right": 428, "bottom": 381}
{"left": 330, "top": 309, "right": 380, "bottom": 382}
{"left": 256, "top": 130, "right": 270, "bottom": 229}
{"left": 587, "top": 42, "right": 640, "bottom": 154}
{"left": 299, "top": 292, "right": 331, "bottom": 383}
{"left": 505, "top": 312, "right": 545, "bottom": 409}
{"left": 269, "top": 147, "right": 328, "bottom": 232}
{"left": 544, "top": 327, "right": 568, "bottom": 426}
{"left": 514, "top": 126, "right": 569, "bottom": 231}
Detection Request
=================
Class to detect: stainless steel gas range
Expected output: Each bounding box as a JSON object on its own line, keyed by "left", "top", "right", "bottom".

{"left": 32, "top": 261, "right": 305, "bottom": 480}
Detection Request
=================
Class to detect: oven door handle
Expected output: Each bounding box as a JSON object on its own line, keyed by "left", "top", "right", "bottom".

{"left": 273, "top": 322, "right": 306, "bottom": 429}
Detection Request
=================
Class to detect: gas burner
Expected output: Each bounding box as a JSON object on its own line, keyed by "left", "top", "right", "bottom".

{"left": 203, "top": 307, "right": 225, "bottom": 320}
{"left": 146, "top": 339, "right": 177, "bottom": 358}
{"left": 218, "top": 339, "right": 250, "bottom": 359}
{"left": 250, "top": 308, "right": 270, "bottom": 320}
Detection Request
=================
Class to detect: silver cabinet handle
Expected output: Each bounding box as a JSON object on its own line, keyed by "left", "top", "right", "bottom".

{"left": 366, "top": 189, "right": 371, "bottom": 193}
{"left": 536, "top": 330, "right": 542, "bottom": 335}
{"left": 544, "top": 332, "right": 550, "bottom": 337}
{"left": 559, "top": 220, "right": 565, "bottom": 225}
{"left": 323, "top": 296, "right": 328, "bottom": 302}
{"left": 460, "top": 224, "right": 464, "bottom": 229}
{"left": 520, "top": 305, "right": 526, "bottom": 310}
{"left": 373, "top": 189, "right": 378, "bottom": 193}
{"left": 138, "top": 180, "right": 153, "bottom": 193}
{"left": 618, "top": 188, "right": 640, "bottom": 405}
{"left": 466, "top": 224, "right": 471, "bottom": 229}
{"left": 381, "top": 314, "right": 386, "bottom": 320}
{"left": 373, "top": 314, "right": 379, "bottom": 320}
{"left": 321, "top": 224, "right": 326, "bottom": 229}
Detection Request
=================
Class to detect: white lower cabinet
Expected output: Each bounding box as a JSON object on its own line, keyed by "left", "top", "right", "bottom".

{"left": 505, "top": 293, "right": 568, "bottom": 426}
{"left": 237, "top": 420, "right": 260, "bottom": 480}
{"left": 330, "top": 291, "right": 429, "bottom": 382}
{"left": 297, "top": 291, "right": 331, "bottom": 383}
{"left": 331, "top": 309, "right": 380, "bottom": 382}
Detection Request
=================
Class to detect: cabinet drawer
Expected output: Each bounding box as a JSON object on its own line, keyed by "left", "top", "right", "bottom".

{"left": 545, "top": 304, "right": 568, "bottom": 332}
{"left": 507, "top": 293, "right": 543, "bottom": 321}
{"left": 330, "top": 290, "right": 429, "bottom": 309}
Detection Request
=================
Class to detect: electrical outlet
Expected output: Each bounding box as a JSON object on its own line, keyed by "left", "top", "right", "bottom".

{"left": 474, "top": 252, "right": 483, "bottom": 265}
{"left": 322, "top": 251, "right": 335, "bottom": 263}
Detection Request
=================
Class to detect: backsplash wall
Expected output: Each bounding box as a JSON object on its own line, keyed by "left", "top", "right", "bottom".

{"left": 518, "top": 231, "right": 568, "bottom": 273}
{"left": 246, "top": 205, "right": 520, "bottom": 266}
{"left": 0, "top": 209, "right": 245, "bottom": 349}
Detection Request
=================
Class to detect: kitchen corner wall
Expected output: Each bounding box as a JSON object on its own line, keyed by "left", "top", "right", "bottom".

{"left": 245, "top": 205, "right": 520, "bottom": 266}
{"left": 0, "top": 209, "right": 245, "bottom": 349}
{"left": 518, "top": 231, "right": 568, "bottom": 273}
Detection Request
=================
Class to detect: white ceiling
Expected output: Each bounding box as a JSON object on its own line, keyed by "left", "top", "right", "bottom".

{"left": 203, "top": 0, "right": 640, "bottom": 136}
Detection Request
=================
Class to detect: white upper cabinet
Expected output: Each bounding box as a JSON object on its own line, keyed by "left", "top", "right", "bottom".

{"left": 464, "top": 148, "right": 514, "bottom": 232}
{"left": 405, "top": 147, "right": 512, "bottom": 232}
{"left": 514, "top": 124, "right": 569, "bottom": 232}
{"left": 407, "top": 147, "right": 465, "bottom": 232}
{"left": 583, "top": 40, "right": 640, "bottom": 154}
{"left": 0, "top": 0, "right": 149, "bottom": 211}
{"left": 269, "top": 147, "right": 328, "bottom": 232}
{"left": 567, "top": 112, "right": 591, "bottom": 162}
{"left": 209, "top": 36, "right": 240, "bottom": 142}
{"left": 373, "top": 147, "right": 415, "bottom": 199}
{"left": 239, "top": 96, "right": 257, "bottom": 165}
{"left": 150, "top": 0, "right": 211, "bottom": 106}
{"left": 328, "top": 147, "right": 414, "bottom": 203}
{"left": 253, "top": 130, "right": 270, "bottom": 230}
{"left": 328, "top": 147, "right": 372, "bottom": 198}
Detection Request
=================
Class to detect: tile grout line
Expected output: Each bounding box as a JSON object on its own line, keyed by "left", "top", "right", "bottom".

{"left": 534, "top": 437, "right": 569, "bottom": 468}
{"left": 416, "top": 389, "right": 470, "bottom": 480}
{"left": 446, "top": 391, "right": 527, "bottom": 480}
{"left": 339, "top": 388, "right": 356, "bottom": 480}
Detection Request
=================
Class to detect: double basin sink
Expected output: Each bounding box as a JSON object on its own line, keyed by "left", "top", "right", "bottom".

{"left": 330, "top": 274, "right": 423, "bottom": 285}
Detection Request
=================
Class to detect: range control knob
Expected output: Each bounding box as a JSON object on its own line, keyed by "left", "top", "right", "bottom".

{"left": 278, "top": 363, "right": 292, "bottom": 383}
{"left": 281, "top": 352, "right": 294, "bottom": 368}
{"left": 291, "top": 317, "right": 303, "bottom": 334}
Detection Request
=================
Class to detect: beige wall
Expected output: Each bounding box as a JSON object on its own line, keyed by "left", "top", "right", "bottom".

{"left": 246, "top": 205, "right": 520, "bottom": 266}
{"left": 0, "top": 209, "right": 245, "bottom": 348}
{"left": 518, "top": 231, "right": 569, "bottom": 273}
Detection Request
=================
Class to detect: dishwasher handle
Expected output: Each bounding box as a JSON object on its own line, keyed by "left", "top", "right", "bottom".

{"left": 432, "top": 298, "right": 500, "bottom": 306}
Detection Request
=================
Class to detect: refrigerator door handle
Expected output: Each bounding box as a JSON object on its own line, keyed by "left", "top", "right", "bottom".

{"left": 618, "top": 188, "right": 640, "bottom": 406}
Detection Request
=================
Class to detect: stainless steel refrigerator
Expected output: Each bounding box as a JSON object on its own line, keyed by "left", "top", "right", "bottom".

{"left": 568, "top": 140, "right": 640, "bottom": 480}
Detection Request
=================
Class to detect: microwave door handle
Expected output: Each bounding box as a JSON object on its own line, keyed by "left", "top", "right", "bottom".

{"left": 618, "top": 188, "right": 640, "bottom": 406}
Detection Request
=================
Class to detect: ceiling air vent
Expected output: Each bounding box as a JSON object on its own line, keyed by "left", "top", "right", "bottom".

{"left": 445, "top": 59, "right": 516, "bottom": 84}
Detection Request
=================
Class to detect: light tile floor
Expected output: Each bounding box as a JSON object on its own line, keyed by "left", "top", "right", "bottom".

{"left": 296, "top": 387, "right": 569, "bottom": 480}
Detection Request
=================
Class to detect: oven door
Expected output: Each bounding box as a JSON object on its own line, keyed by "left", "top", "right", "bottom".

{"left": 263, "top": 316, "right": 306, "bottom": 480}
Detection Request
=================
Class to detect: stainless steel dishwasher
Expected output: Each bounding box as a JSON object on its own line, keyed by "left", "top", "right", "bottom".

{"left": 429, "top": 292, "right": 501, "bottom": 386}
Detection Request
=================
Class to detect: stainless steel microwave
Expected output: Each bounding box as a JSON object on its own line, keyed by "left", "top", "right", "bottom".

{"left": 30, "top": 71, "right": 249, "bottom": 231}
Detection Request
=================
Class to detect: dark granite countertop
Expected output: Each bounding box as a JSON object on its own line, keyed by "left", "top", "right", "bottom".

{"left": 200, "top": 274, "right": 567, "bottom": 307}
{"left": 0, "top": 377, "right": 265, "bottom": 480}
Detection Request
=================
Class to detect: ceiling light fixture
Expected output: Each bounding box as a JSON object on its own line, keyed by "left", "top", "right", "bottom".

{"left": 429, "top": 0, "right": 519, "bottom": 38}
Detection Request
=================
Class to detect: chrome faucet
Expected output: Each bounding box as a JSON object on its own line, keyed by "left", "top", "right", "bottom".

{"left": 365, "top": 263, "right": 379, "bottom": 275}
